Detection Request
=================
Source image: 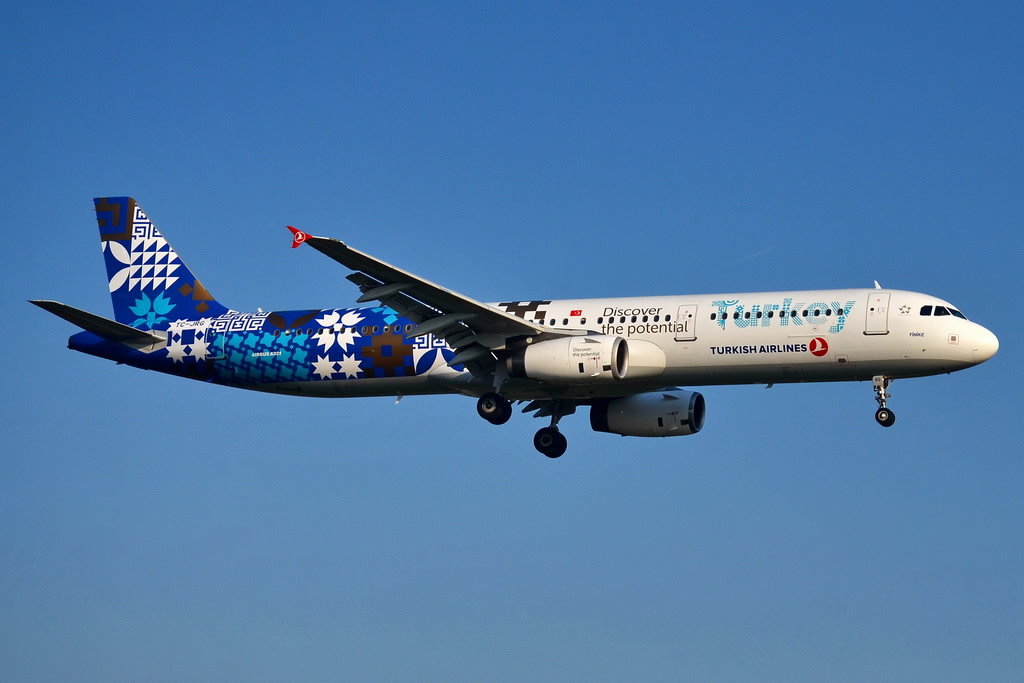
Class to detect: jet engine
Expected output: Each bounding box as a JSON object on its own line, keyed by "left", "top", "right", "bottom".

{"left": 507, "top": 335, "right": 627, "bottom": 383}
{"left": 590, "top": 390, "right": 706, "bottom": 437}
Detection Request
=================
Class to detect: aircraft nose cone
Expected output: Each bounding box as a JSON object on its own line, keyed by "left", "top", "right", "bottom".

{"left": 973, "top": 326, "right": 999, "bottom": 364}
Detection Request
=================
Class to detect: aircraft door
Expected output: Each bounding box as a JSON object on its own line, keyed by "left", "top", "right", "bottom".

{"left": 205, "top": 327, "right": 226, "bottom": 360}
{"left": 865, "top": 292, "right": 891, "bottom": 335}
{"left": 675, "top": 304, "right": 698, "bottom": 341}
{"left": 200, "top": 325, "right": 227, "bottom": 378}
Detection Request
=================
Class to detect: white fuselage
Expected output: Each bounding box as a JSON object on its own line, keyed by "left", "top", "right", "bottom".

{"left": 503, "top": 288, "right": 995, "bottom": 389}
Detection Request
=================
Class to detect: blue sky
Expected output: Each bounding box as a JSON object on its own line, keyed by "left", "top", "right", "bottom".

{"left": 3, "top": 2, "right": 1022, "bottom": 680}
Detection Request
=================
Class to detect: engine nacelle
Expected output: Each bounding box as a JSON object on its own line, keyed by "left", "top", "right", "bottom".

{"left": 590, "top": 390, "right": 706, "bottom": 437}
{"left": 621, "top": 339, "right": 667, "bottom": 379}
{"left": 507, "top": 335, "right": 627, "bottom": 383}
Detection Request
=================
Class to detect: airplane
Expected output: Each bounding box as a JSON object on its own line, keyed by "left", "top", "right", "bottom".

{"left": 31, "top": 197, "right": 999, "bottom": 458}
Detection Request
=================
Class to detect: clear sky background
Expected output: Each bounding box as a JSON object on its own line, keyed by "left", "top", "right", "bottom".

{"left": 3, "top": 2, "right": 1022, "bottom": 681}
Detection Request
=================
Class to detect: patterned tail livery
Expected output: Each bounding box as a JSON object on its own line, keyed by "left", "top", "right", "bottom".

{"left": 94, "top": 197, "right": 228, "bottom": 329}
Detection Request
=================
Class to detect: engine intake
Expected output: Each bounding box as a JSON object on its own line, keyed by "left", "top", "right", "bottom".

{"left": 590, "top": 390, "right": 706, "bottom": 437}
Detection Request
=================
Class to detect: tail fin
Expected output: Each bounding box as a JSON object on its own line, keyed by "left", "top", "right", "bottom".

{"left": 94, "top": 197, "right": 228, "bottom": 329}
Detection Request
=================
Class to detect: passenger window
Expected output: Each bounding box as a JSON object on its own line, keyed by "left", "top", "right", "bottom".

{"left": 580, "top": 318, "right": 587, "bottom": 325}
{"left": 710, "top": 313, "right": 717, "bottom": 320}
{"left": 665, "top": 315, "right": 671, "bottom": 322}
{"left": 597, "top": 317, "right": 603, "bottom": 324}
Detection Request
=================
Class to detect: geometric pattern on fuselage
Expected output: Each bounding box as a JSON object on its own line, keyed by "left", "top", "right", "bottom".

{"left": 154, "top": 306, "right": 451, "bottom": 387}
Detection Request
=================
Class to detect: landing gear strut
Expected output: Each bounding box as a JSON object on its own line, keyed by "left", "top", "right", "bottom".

{"left": 873, "top": 375, "right": 896, "bottom": 427}
{"left": 477, "top": 392, "right": 512, "bottom": 425}
{"left": 476, "top": 392, "right": 572, "bottom": 458}
{"left": 531, "top": 400, "right": 574, "bottom": 458}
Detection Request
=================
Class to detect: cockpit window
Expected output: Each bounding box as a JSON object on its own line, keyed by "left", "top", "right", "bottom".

{"left": 920, "top": 304, "right": 968, "bottom": 319}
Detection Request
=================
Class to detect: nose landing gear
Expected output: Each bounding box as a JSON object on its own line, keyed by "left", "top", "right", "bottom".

{"left": 873, "top": 375, "right": 896, "bottom": 427}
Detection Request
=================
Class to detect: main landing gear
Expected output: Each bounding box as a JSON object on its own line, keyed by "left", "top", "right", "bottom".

{"left": 476, "top": 392, "right": 512, "bottom": 425}
{"left": 533, "top": 426, "right": 568, "bottom": 459}
{"left": 475, "top": 392, "right": 569, "bottom": 458}
{"left": 873, "top": 375, "right": 896, "bottom": 427}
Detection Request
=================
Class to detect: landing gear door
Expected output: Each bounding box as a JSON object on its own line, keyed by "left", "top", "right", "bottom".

{"left": 865, "top": 292, "right": 891, "bottom": 335}
{"left": 675, "top": 304, "right": 698, "bottom": 342}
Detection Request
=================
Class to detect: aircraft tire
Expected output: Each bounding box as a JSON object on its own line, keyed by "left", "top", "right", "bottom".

{"left": 534, "top": 427, "right": 568, "bottom": 458}
{"left": 477, "top": 392, "right": 512, "bottom": 425}
{"left": 874, "top": 408, "right": 896, "bottom": 427}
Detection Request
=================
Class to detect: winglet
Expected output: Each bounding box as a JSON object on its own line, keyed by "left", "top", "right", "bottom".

{"left": 288, "top": 226, "right": 309, "bottom": 248}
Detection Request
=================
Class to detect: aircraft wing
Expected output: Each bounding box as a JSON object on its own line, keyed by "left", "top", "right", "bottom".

{"left": 291, "top": 229, "right": 578, "bottom": 372}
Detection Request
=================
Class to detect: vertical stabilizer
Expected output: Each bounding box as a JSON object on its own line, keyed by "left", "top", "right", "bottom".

{"left": 94, "top": 197, "right": 228, "bottom": 329}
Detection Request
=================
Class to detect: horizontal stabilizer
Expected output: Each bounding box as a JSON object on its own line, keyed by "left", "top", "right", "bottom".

{"left": 30, "top": 300, "right": 167, "bottom": 346}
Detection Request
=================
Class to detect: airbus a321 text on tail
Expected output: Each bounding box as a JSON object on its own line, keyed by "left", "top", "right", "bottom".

{"left": 32, "top": 197, "right": 999, "bottom": 458}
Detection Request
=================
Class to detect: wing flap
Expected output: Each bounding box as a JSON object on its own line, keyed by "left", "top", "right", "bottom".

{"left": 345, "top": 271, "right": 437, "bottom": 324}
{"left": 355, "top": 281, "right": 415, "bottom": 303}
